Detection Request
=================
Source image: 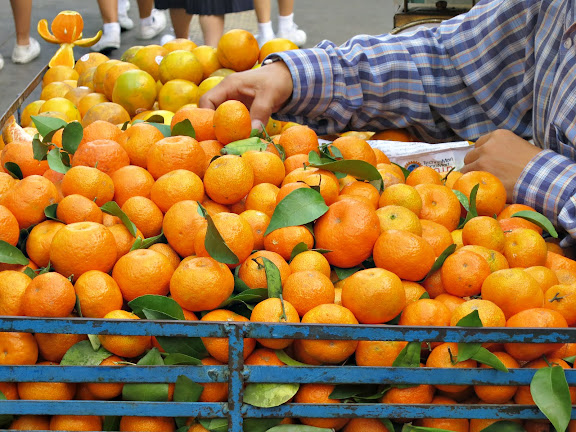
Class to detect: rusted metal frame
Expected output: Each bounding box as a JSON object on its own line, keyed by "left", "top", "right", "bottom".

{"left": 227, "top": 323, "right": 245, "bottom": 432}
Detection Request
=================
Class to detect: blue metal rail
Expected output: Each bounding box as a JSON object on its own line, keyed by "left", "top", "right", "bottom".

{"left": 0, "top": 317, "right": 574, "bottom": 431}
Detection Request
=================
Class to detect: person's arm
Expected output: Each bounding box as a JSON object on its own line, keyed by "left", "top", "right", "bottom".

{"left": 271, "top": 0, "right": 542, "bottom": 140}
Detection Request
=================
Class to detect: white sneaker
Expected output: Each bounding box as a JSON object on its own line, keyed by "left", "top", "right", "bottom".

{"left": 90, "top": 31, "right": 121, "bottom": 53}
{"left": 139, "top": 9, "right": 167, "bottom": 40}
{"left": 119, "top": 13, "right": 134, "bottom": 31}
{"left": 12, "top": 37, "right": 41, "bottom": 64}
{"left": 255, "top": 32, "right": 276, "bottom": 48}
{"left": 0, "top": 54, "right": 4, "bottom": 71}
{"left": 160, "top": 34, "right": 176, "bottom": 46}
{"left": 277, "top": 23, "right": 307, "bottom": 47}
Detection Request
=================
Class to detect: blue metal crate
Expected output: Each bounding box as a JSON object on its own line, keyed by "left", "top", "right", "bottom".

{"left": 0, "top": 317, "right": 575, "bottom": 432}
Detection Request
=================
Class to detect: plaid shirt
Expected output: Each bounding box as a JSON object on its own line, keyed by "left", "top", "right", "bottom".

{"left": 272, "top": 0, "right": 576, "bottom": 242}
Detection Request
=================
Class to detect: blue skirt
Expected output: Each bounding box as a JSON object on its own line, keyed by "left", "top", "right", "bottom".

{"left": 154, "top": 0, "right": 254, "bottom": 14}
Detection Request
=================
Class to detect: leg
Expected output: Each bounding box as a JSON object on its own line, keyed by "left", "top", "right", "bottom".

{"left": 136, "top": 0, "right": 153, "bottom": 18}
{"left": 170, "top": 8, "right": 193, "bottom": 39}
{"left": 276, "top": 0, "right": 306, "bottom": 46}
{"left": 137, "top": 0, "right": 166, "bottom": 39}
{"left": 199, "top": 15, "right": 224, "bottom": 48}
{"left": 277, "top": 0, "right": 294, "bottom": 16}
{"left": 92, "top": 0, "right": 121, "bottom": 52}
{"left": 254, "top": 0, "right": 271, "bottom": 23}
{"left": 9, "top": 0, "right": 33, "bottom": 45}
{"left": 96, "top": 0, "right": 119, "bottom": 24}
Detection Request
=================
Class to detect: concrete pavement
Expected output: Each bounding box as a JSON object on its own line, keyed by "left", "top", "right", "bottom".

{"left": 0, "top": 0, "right": 397, "bottom": 120}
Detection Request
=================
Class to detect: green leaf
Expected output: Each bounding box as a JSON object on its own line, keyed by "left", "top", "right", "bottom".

{"left": 102, "top": 416, "right": 121, "bottom": 431}
{"left": 155, "top": 336, "right": 208, "bottom": 359}
{"left": 60, "top": 340, "right": 112, "bottom": 366}
{"left": 289, "top": 242, "right": 309, "bottom": 261}
{"left": 146, "top": 115, "right": 166, "bottom": 123}
{"left": 44, "top": 203, "right": 61, "bottom": 222}
{"left": 204, "top": 211, "right": 239, "bottom": 265}
{"left": 129, "top": 295, "right": 185, "bottom": 320}
{"left": 31, "top": 115, "right": 67, "bottom": 138}
{"left": 392, "top": 162, "right": 411, "bottom": 180}
{"left": 163, "top": 353, "right": 203, "bottom": 365}
{"left": 333, "top": 266, "right": 361, "bottom": 281}
{"left": 479, "top": 421, "right": 526, "bottom": 432}
{"left": 563, "top": 355, "right": 576, "bottom": 365}
{"left": 459, "top": 184, "right": 480, "bottom": 227}
{"left": 234, "top": 275, "right": 252, "bottom": 292}
{"left": 457, "top": 343, "right": 482, "bottom": 363}
{"left": 265, "top": 188, "right": 329, "bottom": 235}
{"left": 419, "top": 291, "right": 430, "bottom": 299}
{"left": 4, "top": 162, "right": 23, "bottom": 179}
{"left": 32, "top": 134, "right": 50, "bottom": 161}
{"left": 427, "top": 244, "right": 457, "bottom": 275}
{"left": 139, "top": 120, "right": 171, "bottom": 137}
{"left": 530, "top": 366, "right": 571, "bottom": 432}
{"left": 275, "top": 350, "right": 307, "bottom": 366}
{"left": 402, "top": 425, "right": 456, "bottom": 432}
{"left": 329, "top": 383, "right": 379, "bottom": 399}
{"left": 174, "top": 375, "right": 204, "bottom": 402}
{"left": 261, "top": 257, "right": 282, "bottom": 298}
{"left": 471, "top": 347, "right": 509, "bottom": 372}
{"left": 266, "top": 426, "right": 335, "bottom": 432}
{"left": 88, "top": 334, "right": 101, "bottom": 350}
{"left": 0, "top": 391, "right": 13, "bottom": 427}
{"left": 309, "top": 156, "right": 383, "bottom": 183}
{"left": 220, "top": 288, "right": 268, "bottom": 308}
{"left": 243, "top": 382, "right": 300, "bottom": 408}
{"left": 380, "top": 419, "right": 396, "bottom": 432}
{"left": 512, "top": 210, "right": 559, "bottom": 238}
{"left": 122, "top": 348, "right": 169, "bottom": 402}
{"left": 23, "top": 267, "right": 37, "bottom": 279}
{"left": 452, "top": 190, "right": 470, "bottom": 212}
{"left": 47, "top": 148, "right": 70, "bottom": 174}
{"left": 100, "top": 201, "right": 139, "bottom": 237}
{"left": 171, "top": 119, "right": 196, "bottom": 138}
{"left": 121, "top": 121, "right": 130, "bottom": 131}
{"left": 130, "top": 232, "right": 166, "bottom": 251}
{"left": 199, "top": 419, "right": 228, "bottom": 432}
{"left": 0, "top": 240, "right": 29, "bottom": 265}
{"left": 456, "top": 309, "right": 483, "bottom": 327}
{"left": 62, "top": 121, "right": 83, "bottom": 154}
{"left": 392, "top": 341, "right": 421, "bottom": 367}
{"left": 220, "top": 137, "right": 267, "bottom": 155}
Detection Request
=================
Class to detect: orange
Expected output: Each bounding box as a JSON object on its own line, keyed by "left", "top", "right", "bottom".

{"left": 441, "top": 250, "right": 491, "bottom": 297}
{"left": 264, "top": 225, "right": 314, "bottom": 262}
{"left": 239, "top": 210, "right": 270, "bottom": 250}
{"left": 201, "top": 309, "right": 256, "bottom": 362}
{"left": 72, "top": 138, "right": 130, "bottom": 175}
{"left": 0, "top": 332, "right": 38, "bottom": 365}
{"left": 121, "top": 196, "right": 163, "bottom": 238}
{"left": 426, "top": 342, "right": 477, "bottom": 392}
{"left": 453, "top": 171, "right": 507, "bottom": 217}
{"left": 282, "top": 270, "right": 335, "bottom": 317}
{"left": 545, "top": 251, "right": 576, "bottom": 275}
{"left": 0, "top": 172, "right": 18, "bottom": 199}
{"left": 434, "top": 293, "right": 466, "bottom": 313}
{"left": 93, "top": 59, "right": 121, "bottom": 94}
{"left": 420, "top": 219, "right": 454, "bottom": 256}
{"left": 213, "top": 100, "right": 252, "bottom": 145}
{"left": 0, "top": 205, "right": 19, "bottom": 246}
{"left": 107, "top": 224, "right": 143, "bottom": 258}
{"left": 294, "top": 383, "right": 350, "bottom": 430}
{"left": 450, "top": 299, "right": 506, "bottom": 327}
{"left": 119, "top": 416, "right": 175, "bottom": 432}
{"left": 78, "top": 92, "right": 108, "bottom": 118}
{"left": 473, "top": 352, "right": 520, "bottom": 403}
{"left": 80, "top": 119, "right": 122, "bottom": 146}
{"left": 459, "top": 244, "right": 509, "bottom": 273}
{"left": 331, "top": 136, "right": 377, "bottom": 166}
{"left": 315, "top": 199, "right": 380, "bottom": 268}
{"left": 193, "top": 45, "right": 222, "bottom": 80}
{"left": 414, "top": 396, "right": 469, "bottom": 432}
{"left": 163, "top": 38, "right": 197, "bottom": 52}
{"left": 406, "top": 166, "right": 442, "bottom": 186}
{"left": 170, "top": 256, "right": 234, "bottom": 311}
{"left": 373, "top": 230, "right": 436, "bottom": 281}
{"left": 250, "top": 297, "right": 300, "bottom": 349}
{"left": 372, "top": 148, "right": 390, "bottom": 164}
{"left": 117, "top": 123, "right": 164, "bottom": 168}
{"left": 17, "top": 361, "right": 76, "bottom": 400}
{"left": 303, "top": 173, "right": 341, "bottom": 206}
{"left": 381, "top": 382, "right": 435, "bottom": 406}
{"left": 499, "top": 216, "right": 543, "bottom": 235}
{"left": 157, "top": 79, "right": 200, "bottom": 114}
{"left": 377, "top": 164, "right": 405, "bottom": 188}
{"left": 129, "top": 44, "right": 168, "bottom": 80}
{"left": 216, "top": 29, "right": 259, "bottom": 71}
{"left": 503, "top": 228, "right": 547, "bottom": 268}
{"left": 515, "top": 357, "right": 575, "bottom": 405}
{"left": 276, "top": 181, "right": 311, "bottom": 203}
{"left": 151, "top": 169, "right": 205, "bottom": 213}
{"left": 112, "top": 249, "right": 174, "bottom": 301}
{"left": 371, "top": 129, "right": 413, "bottom": 141}
{"left": 462, "top": 215, "right": 506, "bottom": 252}
{"left": 148, "top": 243, "right": 181, "bottom": 269}
{"left": 342, "top": 268, "right": 406, "bottom": 324}
{"left": 546, "top": 241, "right": 564, "bottom": 256}
{"left": 415, "top": 183, "right": 461, "bottom": 231}
{"left": 399, "top": 298, "right": 451, "bottom": 327}
{"left": 283, "top": 153, "right": 310, "bottom": 174}
{"left": 35, "top": 331, "right": 86, "bottom": 363}
{"left": 81, "top": 102, "right": 130, "bottom": 127}
{"left": 289, "top": 250, "right": 331, "bottom": 278}
{"left": 481, "top": 268, "right": 544, "bottom": 318}
{"left": 61, "top": 165, "right": 114, "bottom": 206}
{"left": 196, "top": 357, "right": 228, "bottom": 403}
{"left": 0, "top": 175, "right": 59, "bottom": 229}
{"left": 162, "top": 200, "right": 207, "bottom": 257}
{"left": 245, "top": 347, "right": 286, "bottom": 366}
{"left": 146, "top": 135, "right": 205, "bottom": 180}
{"left": 20, "top": 99, "right": 46, "bottom": 127}
{"left": 300, "top": 304, "right": 359, "bottom": 363}
{"left": 103, "top": 61, "right": 139, "bottom": 100}
{"left": 204, "top": 155, "right": 254, "bottom": 204}
{"left": 21, "top": 272, "right": 76, "bottom": 317}
{"left": 0, "top": 271, "right": 30, "bottom": 316}
{"left": 56, "top": 193, "right": 103, "bottom": 224}
{"left": 355, "top": 340, "right": 408, "bottom": 367}
{"left": 498, "top": 203, "right": 537, "bottom": 219}
{"left": 50, "top": 222, "right": 117, "bottom": 280}
{"left": 111, "top": 165, "right": 155, "bottom": 207}
{"left": 278, "top": 125, "right": 319, "bottom": 158}
{"left": 9, "top": 415, "right": 51, "bottom": 430}
{"left": 403, "top": 280, "right": 427, "bottom": 304}
{"left": 378, "top": 183, "right": 423, "bottom": 215}
{"left": 199, "top": 139, "right": 225, "bottom": 170}
{"left": 75, "top": 52, "right": 108, "bottom": 76}
{"left": 281, "top": 166, "right": 337, "bottom": 186}
{"left": 258, "top": 37, "right": 298, "bottom": 63}
{"left": 1, "top": 140, "right": 49, "bottom": 177}
{"left": 376, "top": 204, "right": 422, "bottom": 235}
{"left": 245, "top": 183, "right": 279, "bottom": 217}
{"left": 50, "top": 415, "right": 102, "bottom": 431}
{"left": 237, "top": 250, "right": 291, "bottom": 289}
{"left": 242, "top": 150, "right": 285, "bottom": 186}
{"left": 544, "top": 284, "right": 576, "bottom": 325}
{"left": 171, "top": 107, "right": 217, "bottom": 141}
{"left": 159, "top": 50, "right": 203, "bottom": 84}
{"left": 504, "top": 308, "right": 567, "bottom": 361}
{"left": 343, "top": 418, "right": 393, "bottom": 432}
{"left": 194, "top": 212, "right": 254, "bottom": 266}
{"left": 74, "top": 270, "right": 123, "bottom": 318}
{"left": 339, "top": 181, "right": 380, "bottom": 209}
{"left": 98, "top": 310, "right": 151, "bottom": 358}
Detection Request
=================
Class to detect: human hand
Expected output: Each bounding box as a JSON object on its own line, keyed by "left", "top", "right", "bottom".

{"left": 199, "top": 61, "right": 294, "bottom": 130}
{"left": 461, "top": 129, "right": 543, "bottom": 201}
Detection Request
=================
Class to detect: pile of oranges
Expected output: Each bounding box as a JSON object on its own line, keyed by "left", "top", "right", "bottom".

{"left": 0, "top": 33, "right": 575, "bottom": 432}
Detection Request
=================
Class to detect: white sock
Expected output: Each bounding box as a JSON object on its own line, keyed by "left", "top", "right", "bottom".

{"left": 258, "top": 21, "right": 275, "bottom": 38}
{"left": 118, "top": 0, "right": 128, "bottom": 15}
{"left": 141, "top": 15, "right": 154, "bottom": 27}
{"left": 103, "top": 22, "right": 121, "bottom": 36}
{"left": 278, "top": 13, "right": 294, "bottom": 34}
